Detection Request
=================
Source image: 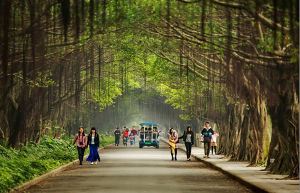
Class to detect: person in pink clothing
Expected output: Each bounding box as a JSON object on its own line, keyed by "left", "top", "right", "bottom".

{"left": 73, "top": 127, "right": 87, "bottom": 165}
{"left": 211, "top": 131, "right": 219, "bottom": 155}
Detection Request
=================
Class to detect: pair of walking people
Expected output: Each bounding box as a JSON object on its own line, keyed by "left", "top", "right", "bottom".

{"left": 168, "top": 127, "right": 194, "bottom": 161}
{"left": 73, "top": 127, "right": 101, "bottom": 165}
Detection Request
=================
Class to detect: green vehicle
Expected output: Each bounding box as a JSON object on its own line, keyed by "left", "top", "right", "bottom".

{"left": 139, "top": 123, "right": 160, "bottom": 148}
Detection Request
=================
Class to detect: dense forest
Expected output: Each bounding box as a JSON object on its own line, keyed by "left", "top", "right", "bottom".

{"left": 0, "top": 0, "right": 298, "bottom": 177}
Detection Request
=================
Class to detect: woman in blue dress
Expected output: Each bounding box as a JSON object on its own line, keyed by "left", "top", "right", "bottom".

{"left": 86, "top": 127, "right": 101, "bottom": 165}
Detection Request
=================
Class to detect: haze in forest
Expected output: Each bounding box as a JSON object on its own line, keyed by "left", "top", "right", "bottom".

{"left": 0, "top": 0, "right": 298, "bottom": 178}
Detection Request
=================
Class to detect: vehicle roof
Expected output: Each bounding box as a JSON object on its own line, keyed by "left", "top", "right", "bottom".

{"left": 139, "top": 122, "right": 158, "bottom": 126}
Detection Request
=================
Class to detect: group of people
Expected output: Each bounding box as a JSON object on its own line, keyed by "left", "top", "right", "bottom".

{"left": 72, "top": 127, "right": 101, "bottom": 165}
{"left": 114, "top": 127, "right": 138, "bottom": 146}
{"left": 72, "top": 122, "right": 218, "bottom": 165}
{"left": 168, "top": 121, "right": 218, "bottom": 161}
{"left": 140, "top": 127, "right": 159, "bottom": 141}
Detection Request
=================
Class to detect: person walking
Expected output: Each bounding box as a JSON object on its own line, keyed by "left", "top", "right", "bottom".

{"left": 131, "top": 127, "right": 138, "bottom": 144}
{"left": 114, "top": 128, "right": 121, "bottom": 146}
{"left": 168, "top": 128, "right": 178, "bottom": 161}
{"left": 211, "top": 131, "right": 219, "bottom": 155}
{"left": 201, "top": 122, "right": 214, "bottom": 158}
{"left": 73, "top": 127, "right": 87, "bottom": 165}
{"left": 179, "top": 126, "right": 194, "bottom": 161}
{"left": 129, "top": 133, "right": 134, "bottom": 145}
{"left": 86, "top": 127, "right": 101, "bottom": 165}
{"left": 122, "top": 128, "right": 129, "bottom": 146}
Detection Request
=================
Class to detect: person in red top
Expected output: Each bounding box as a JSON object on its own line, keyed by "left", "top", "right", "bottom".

{"left": 131, "top": 128, "right": 138, "bottom": 144}
{"left": 122, "top": 127, "right": 129, "bottom": 146}
{"left": 73, "top": 127, "right": 87, "bottom": 165}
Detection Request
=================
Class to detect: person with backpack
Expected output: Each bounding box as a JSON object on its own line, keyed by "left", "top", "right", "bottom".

{"left": 201, "top": 122, "right": 214, "bottom": 158}
{"left": 73, "top": 127, "right": 87, "bottom": 165}
{"left": 114, "top": 128, "right": 121, "bottom": 146}
{"left": 86, "top": 127, "right": 101, "bottom": 165}
{"left": 179, "top": 126, "right": 194, "bottom": 161}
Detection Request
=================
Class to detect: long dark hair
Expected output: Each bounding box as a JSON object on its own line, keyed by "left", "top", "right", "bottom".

{"left": 186, "top": 126, "right": 192, "bottom": 133}
{"left": 169, "top": 128, "right": 175, "bottom": 136}
{"left": 78, "top": 127, "right": 85, "bottom": 136}
{"left": 89, "top": 127, "right": 98, "bottom": 136}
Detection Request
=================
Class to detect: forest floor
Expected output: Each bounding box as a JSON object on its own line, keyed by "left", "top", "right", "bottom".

{"left": 162, "top": 138, "right": 299, "bottom": 193}
{"left": 23, "top": 142, "right": 254, "bottom": 193}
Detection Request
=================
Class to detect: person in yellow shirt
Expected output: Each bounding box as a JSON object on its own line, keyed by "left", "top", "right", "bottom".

{"left": 168, "top": 128, "right": 178, "bottom": 161}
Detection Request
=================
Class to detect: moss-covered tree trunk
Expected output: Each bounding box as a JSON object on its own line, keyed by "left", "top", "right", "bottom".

{"left": 267, "top": 73, "right": 299, "bottom": 177}
{"left": 218, "top": 94, "right": 270, "bottom": 165}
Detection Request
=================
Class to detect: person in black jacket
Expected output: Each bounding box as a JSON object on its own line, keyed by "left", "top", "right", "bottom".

{"left": 179, "top": 126, "right": 194, "bottom": 161}
{"left": 86, "top": 127, "right": 100, "bottom": 165}
{"left": 114, "top": 128, "right": 121, "bottom": 146}
{"left": 201, "top": 122, "right": 214, "bottom": 158}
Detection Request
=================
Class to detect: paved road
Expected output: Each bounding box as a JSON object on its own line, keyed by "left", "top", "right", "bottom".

{"left": 25, "top": 142, "right": 253, "bottom": 193}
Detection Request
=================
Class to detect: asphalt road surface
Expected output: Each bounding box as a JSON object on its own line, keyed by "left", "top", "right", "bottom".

{"left": 25, "top": 142, "right": 253, "bottom": 193}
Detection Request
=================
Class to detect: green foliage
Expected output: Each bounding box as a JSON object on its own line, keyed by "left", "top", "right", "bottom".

{"left": 98, "top": 134, "right": 115, "bottom": 147}
{"left": 0, "top": 135, "right": 113, "bottom": 193}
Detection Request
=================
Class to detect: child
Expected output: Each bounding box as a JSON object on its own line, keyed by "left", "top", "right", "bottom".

{"left": 211, "top": 131, "right": 219, "bottom": 155}
{"left": 130, "top": 133, "right": 134, "bottom": 145}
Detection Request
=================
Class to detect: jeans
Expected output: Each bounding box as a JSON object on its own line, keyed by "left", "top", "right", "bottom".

{"left": 185, "top": 142, "right": 192, "bottom": 159}
{"left": 115, "top": 136, "right": 120, "bottom": 145}
{"left": 123, "top": 137, "right": 128, "bottom": 146}
{"left": 77, "top": 147, "right": 85, "bottom": 164}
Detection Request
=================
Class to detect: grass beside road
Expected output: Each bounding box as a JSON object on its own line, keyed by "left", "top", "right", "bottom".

{"left": 0, "top": 134, "right": 114, "bottom": 193}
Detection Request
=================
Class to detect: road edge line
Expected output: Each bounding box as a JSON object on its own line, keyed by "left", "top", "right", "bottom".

{"left": 10, "top": 143, "right": 114, "bottom": 193}
{"left": 161, "top": 138, "right": 269, "bottom": 193}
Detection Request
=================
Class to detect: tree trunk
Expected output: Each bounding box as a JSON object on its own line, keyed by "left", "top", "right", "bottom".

{"left": 267, "top": 77, "right": 299, "bottom": 177}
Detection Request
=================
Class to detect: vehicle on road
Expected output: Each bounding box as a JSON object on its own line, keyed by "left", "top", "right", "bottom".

{"left": 139, "top": 123, "right": 160, "bottom": 148}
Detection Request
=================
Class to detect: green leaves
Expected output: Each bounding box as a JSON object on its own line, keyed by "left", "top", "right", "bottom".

{"left": 0, "top": 135, "right": 113, "bottom": 192}
{"left": 0, "top": 136, "right": 76, "bottom": 192}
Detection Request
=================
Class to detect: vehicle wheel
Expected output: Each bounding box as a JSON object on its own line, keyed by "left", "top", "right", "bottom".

{"left": 139, "top": 144, "right": 143, "bottom": 148}
{"left": 156, "top": 144, "right": 159, "bottom": 149}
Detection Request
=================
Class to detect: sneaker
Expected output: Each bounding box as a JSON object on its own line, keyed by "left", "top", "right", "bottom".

{"left": 95, "top": 162, "right": 98, "bottom": 165}
{"left": 91, "top": 162, "right": 94, "bottom": 165}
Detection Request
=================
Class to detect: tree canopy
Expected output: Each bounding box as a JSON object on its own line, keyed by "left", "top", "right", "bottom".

{"left": 0, "top": 0, "right": 298, "bottom": 177}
